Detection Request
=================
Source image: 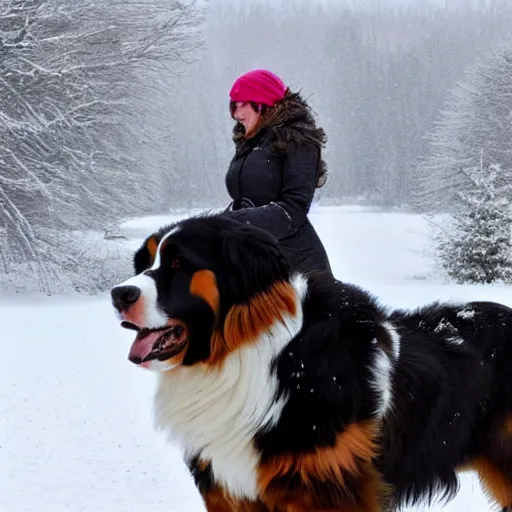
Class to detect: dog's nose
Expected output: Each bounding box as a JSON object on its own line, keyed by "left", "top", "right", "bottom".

{"left": 111, "top": 285, "right": 141, "bottom": 311}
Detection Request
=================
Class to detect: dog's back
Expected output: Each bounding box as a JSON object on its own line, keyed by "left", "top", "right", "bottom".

{"left": 380, "top": 300, "right": 512, "bottom": 510}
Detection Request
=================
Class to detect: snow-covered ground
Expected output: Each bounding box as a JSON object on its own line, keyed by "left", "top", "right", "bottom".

{"left": 2, "top": 206, "right": 509, "bottom": 512}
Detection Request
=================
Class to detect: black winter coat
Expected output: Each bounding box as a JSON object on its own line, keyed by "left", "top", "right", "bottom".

{"left": 223, "top": 92, "right": 332, "bottom": 276}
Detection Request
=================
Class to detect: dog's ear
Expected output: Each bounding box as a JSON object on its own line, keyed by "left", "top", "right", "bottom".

{"left": 133, "top": 234, "right": 159, "bottom": 274}
{"left": 219, "top": 224, "right": 289, "bottom": 301}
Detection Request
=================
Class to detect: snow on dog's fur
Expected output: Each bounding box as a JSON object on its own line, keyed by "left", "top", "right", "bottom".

{"left": 112, "top": 213, "right": 512, "bottom": 512}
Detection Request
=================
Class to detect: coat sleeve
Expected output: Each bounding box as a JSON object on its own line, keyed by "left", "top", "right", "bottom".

{"left": 224, "top": 143, "right": 319, "bottom": 240}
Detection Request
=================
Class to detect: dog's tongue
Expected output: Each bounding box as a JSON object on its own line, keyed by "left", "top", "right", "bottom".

{"left": 129, "top": 330, "right": 164, "bottom": 362}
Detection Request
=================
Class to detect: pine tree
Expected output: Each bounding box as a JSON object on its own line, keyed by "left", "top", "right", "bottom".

{"left": 435, "top": 162, "right": 512, "bottom": 284}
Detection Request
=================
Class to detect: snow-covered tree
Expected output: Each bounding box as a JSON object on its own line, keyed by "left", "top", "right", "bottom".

{"left": 415, "top": 38, "right": 512, "bottom": 212}
{"left": 0, "top": 0, "right": 204, "bottom": 292}
{"left": 435, "top": 162, "right": 512, "bottom": 284}
{"left": 200, "top": 0, "right": 512, "bottom": 208}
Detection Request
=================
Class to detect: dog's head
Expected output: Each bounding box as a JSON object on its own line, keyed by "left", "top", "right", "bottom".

{"left": 111, "top": 214, "right": 295, "bottom": 371}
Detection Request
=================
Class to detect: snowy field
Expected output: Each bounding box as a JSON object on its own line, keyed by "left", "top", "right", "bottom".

{"left": 2, "top": 205, "right": 510, "bottom": 512}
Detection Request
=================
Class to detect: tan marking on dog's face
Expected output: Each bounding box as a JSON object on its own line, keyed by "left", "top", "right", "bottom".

{"left": 190, "top": 270, "right": 220, "bottom": 314}
{"left": 146, "top": 236, "right": 159, "bottom": 266}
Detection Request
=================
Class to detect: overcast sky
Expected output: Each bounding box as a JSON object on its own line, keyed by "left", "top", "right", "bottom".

{"left": 212, "top": 0, "right": 486, "bottom": 9}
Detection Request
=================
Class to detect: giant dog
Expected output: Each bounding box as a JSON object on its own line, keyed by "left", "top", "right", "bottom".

{"left": 111, "top": 213, "right": 512, "bottom": 511}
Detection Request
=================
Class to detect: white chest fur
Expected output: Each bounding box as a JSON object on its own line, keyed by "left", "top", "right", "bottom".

{"left": 153, "top": 276, "right": 307, "bottom": 499}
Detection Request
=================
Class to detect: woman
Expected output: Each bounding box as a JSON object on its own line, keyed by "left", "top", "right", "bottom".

{"left": 223, "top": 69, "right": 332, "bottom": 276}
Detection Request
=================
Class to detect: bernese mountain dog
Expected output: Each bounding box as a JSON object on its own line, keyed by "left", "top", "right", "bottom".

{"left": 111, "top": 213, "right": 512, "bottom": 512}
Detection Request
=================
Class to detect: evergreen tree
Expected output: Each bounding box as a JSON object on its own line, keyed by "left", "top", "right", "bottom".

{"left": 435, "top": 163, "right": 512, "bottom": 284}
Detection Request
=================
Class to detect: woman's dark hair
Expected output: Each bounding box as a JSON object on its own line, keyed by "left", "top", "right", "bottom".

{"left": 230, "top": 91, "right": 328, "bottom": 189}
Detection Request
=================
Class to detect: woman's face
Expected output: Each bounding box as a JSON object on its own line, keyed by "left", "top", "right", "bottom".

{"left": 232, "top": 102, "right": 260, "bottom": 133}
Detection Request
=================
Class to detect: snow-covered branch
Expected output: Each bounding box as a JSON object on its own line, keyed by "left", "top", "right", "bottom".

{"left": 0, "top": 0, "right": 204, "bottom": 293}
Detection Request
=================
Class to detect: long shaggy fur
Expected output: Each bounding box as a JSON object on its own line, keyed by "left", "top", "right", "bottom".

{"left": 111, "top": 213, "right": 512, "bottom": 511}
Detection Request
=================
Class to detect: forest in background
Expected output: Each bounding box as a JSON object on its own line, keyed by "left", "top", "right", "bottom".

{"left": 177, "top": 0, "right": 512, "bottom": 208}
{"left": 3, "top": 0, "right": 512, "bottom": 292}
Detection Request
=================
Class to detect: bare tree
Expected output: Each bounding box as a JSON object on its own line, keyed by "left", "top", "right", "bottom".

{"left": 0, "top": 0, "right": 204, "bottom": 292}
{"left": 414, "top": 39, "right": 512, "bottom": 212}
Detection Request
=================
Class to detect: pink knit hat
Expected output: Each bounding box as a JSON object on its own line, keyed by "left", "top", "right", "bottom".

{"left": 229, "top": 69, "right": 287, "bottom": 107}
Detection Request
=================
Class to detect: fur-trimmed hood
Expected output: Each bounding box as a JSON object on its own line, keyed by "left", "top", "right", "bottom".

{"left": 232, "top": 90, "right": 328, "bottom": 188}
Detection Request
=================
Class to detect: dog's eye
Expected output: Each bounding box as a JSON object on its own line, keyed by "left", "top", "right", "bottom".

{"left": 171, "top": 258, "right": 180, "bottom": 269}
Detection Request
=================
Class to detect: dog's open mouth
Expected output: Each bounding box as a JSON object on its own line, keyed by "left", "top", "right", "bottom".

{"left": 122, "top": 319, "right": 188, "bottom": 366}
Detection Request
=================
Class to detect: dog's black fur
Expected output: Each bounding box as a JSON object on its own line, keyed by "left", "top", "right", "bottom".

{"left": 117, "top": 213, "right": 512, "bottom": 511}
{"left": 381, "top": 297, "right": 512, "bottom": 509}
